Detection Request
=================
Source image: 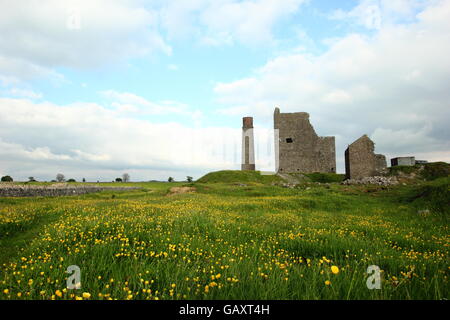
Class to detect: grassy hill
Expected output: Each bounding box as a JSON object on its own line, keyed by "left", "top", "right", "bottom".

{"left": 197, "top": 170, "right": 346, "bottom": 184}
{"left": 388, "top": 162, "right": 450, "bottom": 182}
{"left": 197, "top": 170, "right": 283, "bottom": 184}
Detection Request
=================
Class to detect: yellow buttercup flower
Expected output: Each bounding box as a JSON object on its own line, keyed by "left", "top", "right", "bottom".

{"left": 55, "top": 290, "right": 62, "bottom": 297}
{"left": 3, "top": 289, "right": 9, "bottom": 294}
{"left": 331, "top": 266, "right": 339, "bottom": 274}
{"left": 82, "top": 292, "right": 91, "bottom": 299}
{"left": 325, "top": 280, "right": 331, "bottom": 286}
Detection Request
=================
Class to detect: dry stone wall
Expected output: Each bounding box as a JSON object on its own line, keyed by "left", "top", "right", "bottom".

{"left": 0, "top": 184, "right": 139, "bottom": 197}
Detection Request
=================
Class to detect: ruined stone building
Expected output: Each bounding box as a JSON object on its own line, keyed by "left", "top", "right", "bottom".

{"left": 345, "top": 135, "right": 387, "bottom": 179}
{"left": 241, "top": 117, "right": 255, "bottom": 171}
{"left": 274, "top": 108, "right": 336, "bottom": 173}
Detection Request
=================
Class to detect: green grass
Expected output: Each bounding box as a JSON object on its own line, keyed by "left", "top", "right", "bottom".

{"left": 303, "top": 172, "right": 345, "bottom": 183}
{"left": 0, "top": 179, "right": 448, "bottom": 300}
{"left": 398, "top": 178, "right": 450, "bottom": 215}
{"left": 197, "top": 170, "right": 282, "bottom": 184}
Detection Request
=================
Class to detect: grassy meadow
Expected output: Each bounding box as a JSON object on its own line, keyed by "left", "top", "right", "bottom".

{"left": 0, "top": 172, "right": 448, "bottom": 300}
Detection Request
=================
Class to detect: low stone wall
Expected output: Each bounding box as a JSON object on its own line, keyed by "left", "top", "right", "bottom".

{"left": 0, "top": 184, "right": 140, "bottom": 197}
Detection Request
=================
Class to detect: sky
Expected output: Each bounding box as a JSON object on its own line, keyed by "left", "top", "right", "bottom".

{"left": 0, "top": 0, "right": 449, "bottom": 182}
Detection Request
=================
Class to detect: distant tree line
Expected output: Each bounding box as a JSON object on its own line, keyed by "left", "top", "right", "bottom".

{"left": 2, "top": 173, "right": 195, "bottom": 183}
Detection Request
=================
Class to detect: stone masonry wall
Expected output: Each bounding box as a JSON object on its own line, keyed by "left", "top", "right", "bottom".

{"left": 274, "top": 108, "right": 336, "bottom": 173}
{"left": 345, "top": 135, "right": 387, "bottom": 179}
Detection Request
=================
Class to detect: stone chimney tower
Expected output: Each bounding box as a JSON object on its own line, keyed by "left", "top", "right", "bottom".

{"left": 241, "top": 117, "right": 255, "bottom": 171}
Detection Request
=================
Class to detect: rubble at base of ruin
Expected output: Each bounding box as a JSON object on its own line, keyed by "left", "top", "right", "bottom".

{"left": 341, "top": 176, "right": 399, "bottom": 186}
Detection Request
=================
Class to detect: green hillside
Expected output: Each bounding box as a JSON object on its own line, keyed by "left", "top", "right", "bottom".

{"left": 197, "top": 170, "right": 283, "bottom": 184}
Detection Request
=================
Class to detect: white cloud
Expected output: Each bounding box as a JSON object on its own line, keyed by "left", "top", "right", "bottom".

{"left": 342, "top": 0, "right": 383, "bottom": 30}
{"left": 214, "top": 0, "right": 450, "bottom": 171}
{"left": 0, "top": 0, "right": 307, "bottom": 84}
{"left": 100, "top": 90, "right": 204, "bottom": 125}
{"left": 330, "top": 0, "right": 429, "bottom": 30}
{"left": 0, "top": 0, "right": 171, "bottom": 82}
{"left": 161, "top": 0, "right": 306, "bottom": 45}
{"left": 0, "top": 97, "right": 259, "bottom": 181}
{"left": 7, "top": 88, "right": 43, "bottom": 100}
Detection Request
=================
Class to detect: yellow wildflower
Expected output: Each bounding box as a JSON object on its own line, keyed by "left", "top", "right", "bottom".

{"left": 82, "top": 292, "right": 91, "bottom": 299}
{"left": 331, "top": 266, "right": 339, "bottom": 274}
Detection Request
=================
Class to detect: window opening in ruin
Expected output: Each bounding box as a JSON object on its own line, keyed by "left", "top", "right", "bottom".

{"left": 286, "top": 138, "right": 293, "bottom": 143}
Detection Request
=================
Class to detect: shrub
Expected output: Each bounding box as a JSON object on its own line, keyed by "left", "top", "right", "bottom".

{"left": 1, "top": 175, "right": 13, "bottom": 182}
{"left": 67, "top": 179, "right": 76, "bottom": 183}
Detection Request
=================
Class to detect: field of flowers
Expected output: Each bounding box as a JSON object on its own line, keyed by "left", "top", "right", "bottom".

{"left": 0, "top": 179, "right": 448, "bottom": 300}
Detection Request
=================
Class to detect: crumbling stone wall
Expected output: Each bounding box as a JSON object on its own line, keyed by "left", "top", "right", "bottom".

{"left": 274, "top": 108, "right": 336, "bottom": 173}
{"left": 0, "top": 185, "right": 139, "bottom": 197}
{"left": 345, "top": 135, "right": 387, "bottom": 179}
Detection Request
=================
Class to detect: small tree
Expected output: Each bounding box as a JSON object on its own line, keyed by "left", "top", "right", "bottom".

{"left": 168, "top": 177, "right": 174, "bottom": 182}
{"left": 1, "top": 175, "right": 13, "bottom": 182}
{"left": 56, "top": 173, "right": 65, "bottom": 182}
{"left": 28, "top": 177, "right": 36, "bottom": 182}
{"left": 122, "top": 173, "right": 130, "bottom": 183}
{"left": 187, "top": 176, "right": 193, "bottom": 183}
{"left": 82, "top": 178, "right": 86, "bottom": 183}
{"left": 67, "top": 178, "right": 76, "bottom": 183}
{"left": 115, "top": 178, "right": 122, "bottom": 182}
